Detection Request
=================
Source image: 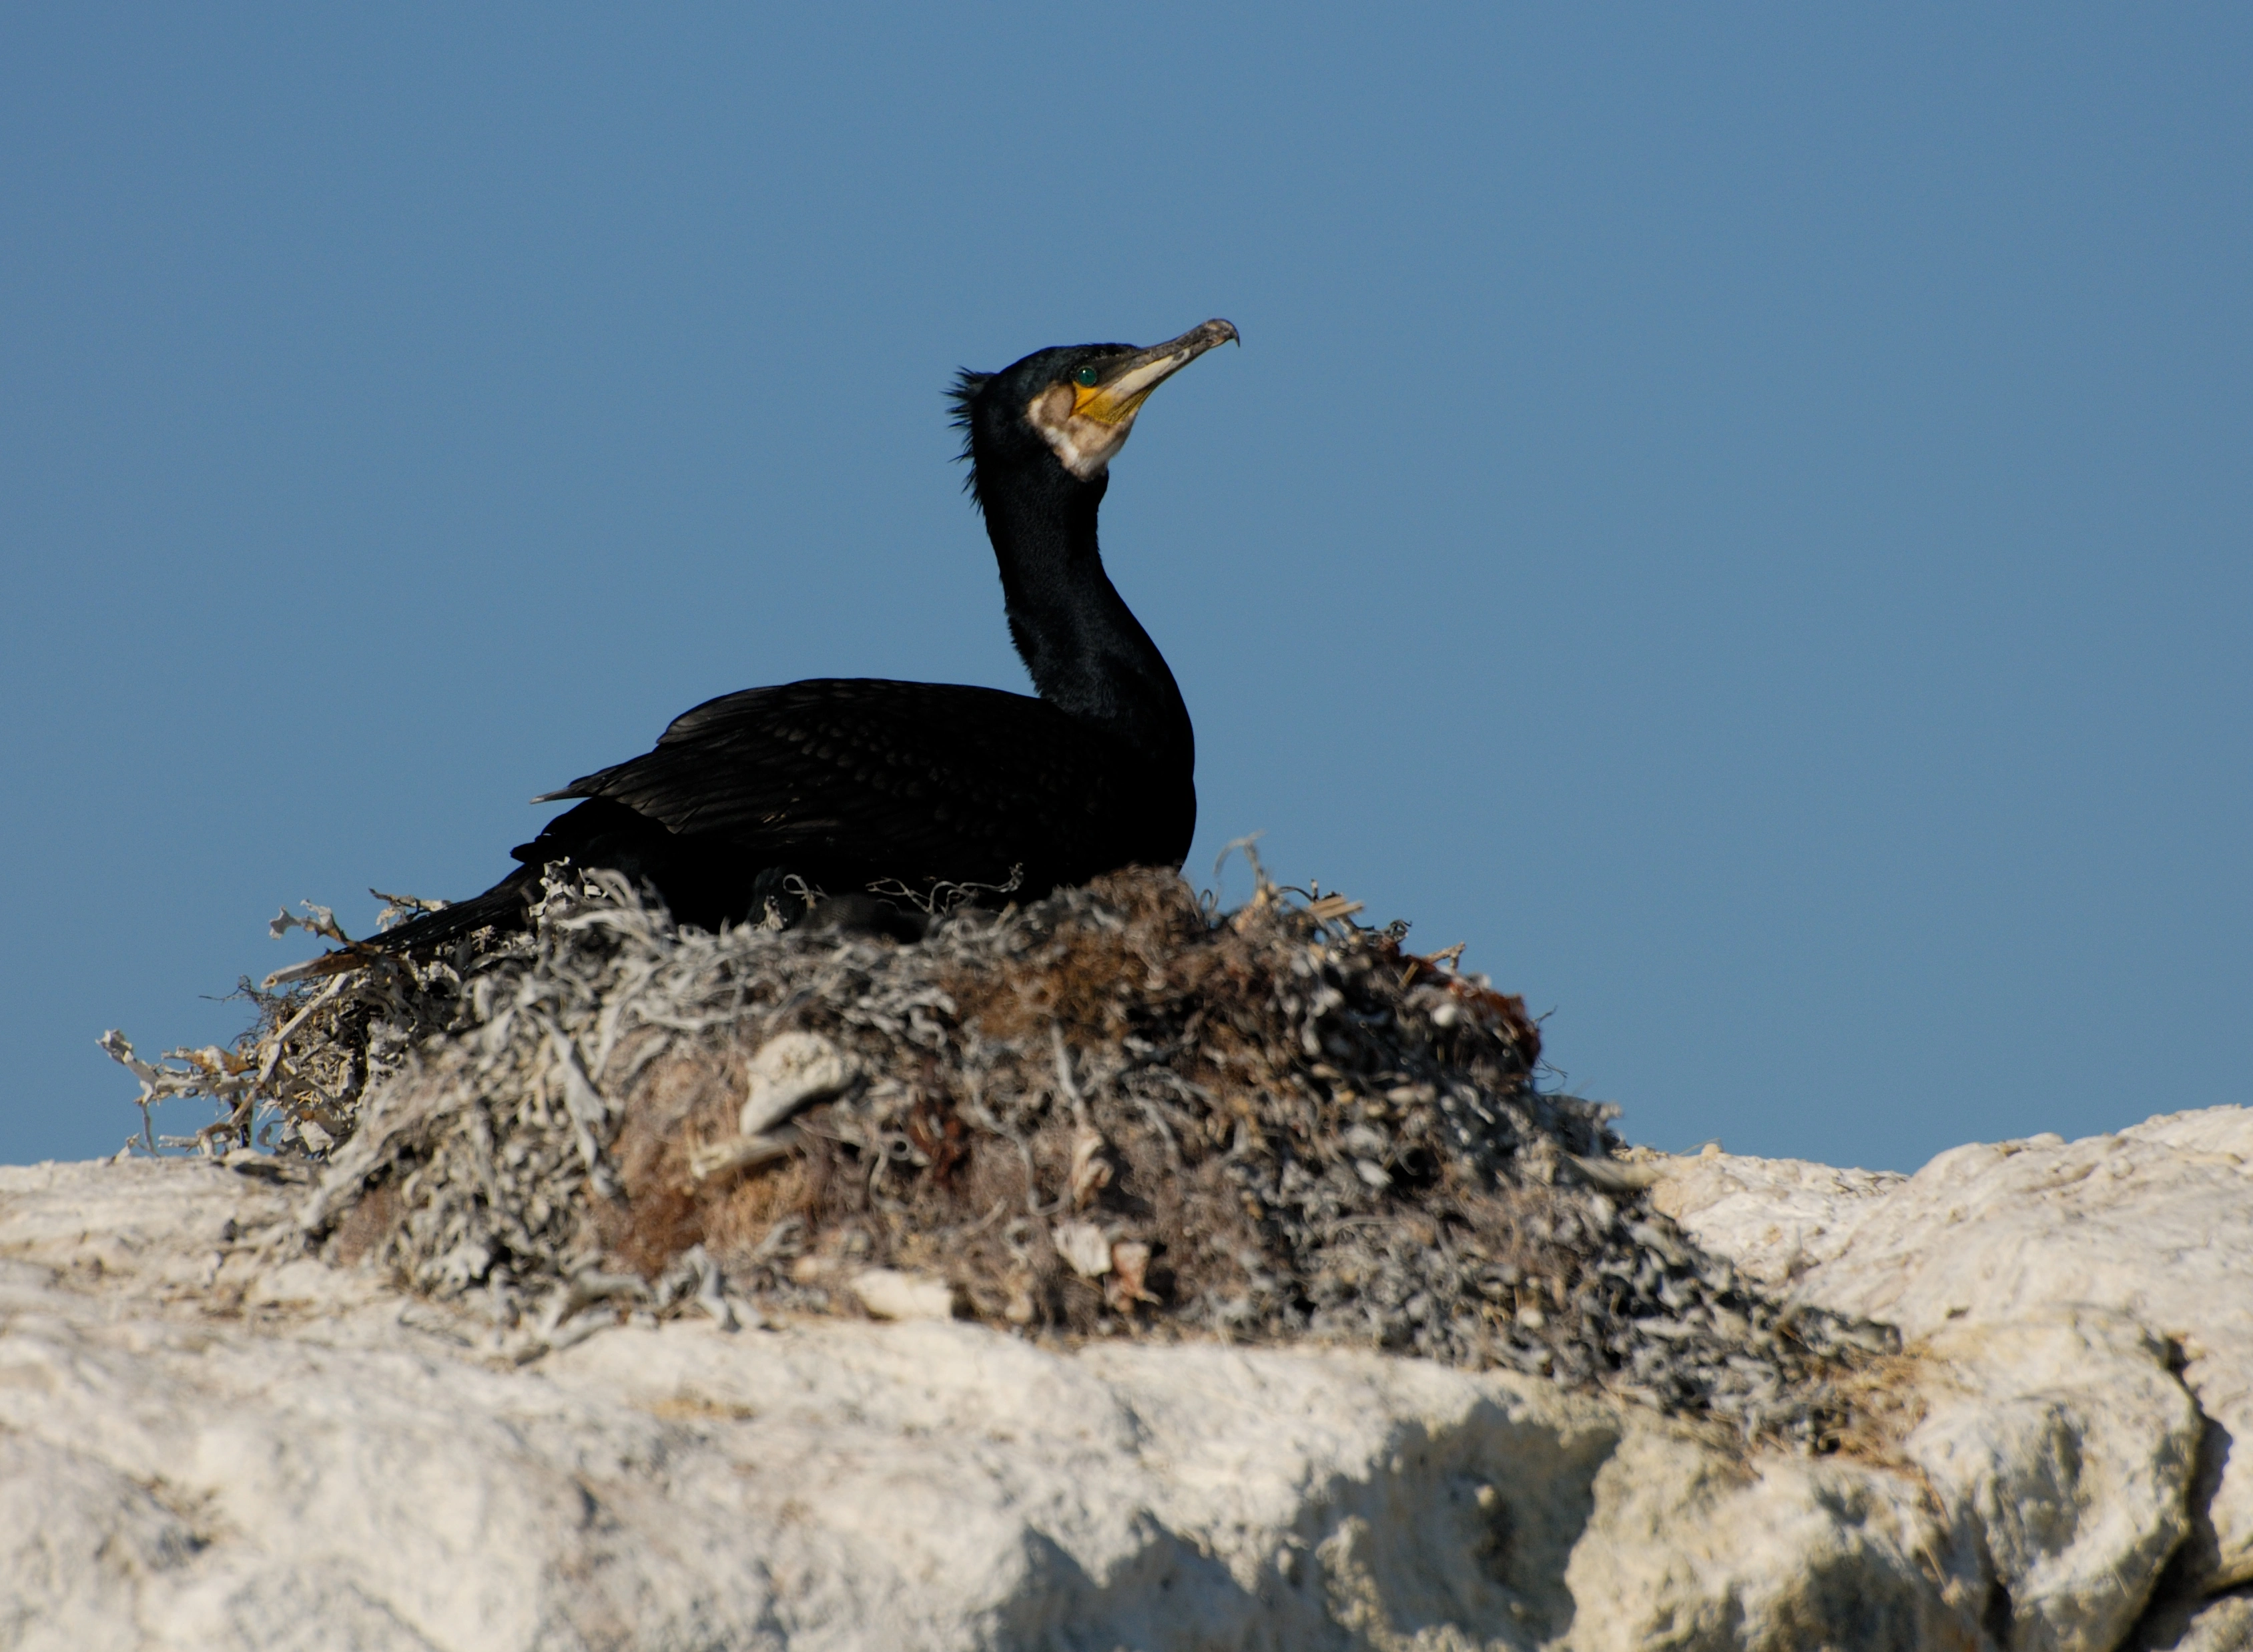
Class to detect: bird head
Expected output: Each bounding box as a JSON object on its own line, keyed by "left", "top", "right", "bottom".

{"left": 951, "top": 319, "right": 1239, "bottom": 500}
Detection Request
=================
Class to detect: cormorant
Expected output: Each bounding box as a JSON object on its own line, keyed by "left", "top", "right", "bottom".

{"left": 352, "top": 318, "right": 1237, "bottom": 957}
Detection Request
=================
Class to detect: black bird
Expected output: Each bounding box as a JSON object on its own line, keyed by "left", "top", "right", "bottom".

{"left": 352, "top": 318, "right": 1237, "bottom": 958}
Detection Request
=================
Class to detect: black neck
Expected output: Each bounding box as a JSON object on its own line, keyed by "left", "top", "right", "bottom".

{"left": 977, "top": 461, "right": 1192, "bottom": 770}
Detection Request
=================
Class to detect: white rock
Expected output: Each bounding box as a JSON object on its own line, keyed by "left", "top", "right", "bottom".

{"left": 5, "top": 1107, "right": 2249, "bottom": 1649}
{"left": 739, "top": 1029, "right": 856, "bottom": 1137}
{"left": 849, "top": 1266, "right": 958, "bottom": 1322}
{"left": 1051, "top": 1218, "right": 1114, "bottom": 1279}
{"left": 2126, "top": 1589, "right": 2253, "bottom": 1651}
{"left": 1563, "top": 1426, "right": 1979, "bottom": 1649}
{"left": 1906, "top": 1311, "right": 2202, "bottom": 1652}
{"left": 1642, "top": 1151, "right": 1906, "bottom": 1286}
{"left": 1657, "top": 1106, "right": 2253, "bottom": 1600}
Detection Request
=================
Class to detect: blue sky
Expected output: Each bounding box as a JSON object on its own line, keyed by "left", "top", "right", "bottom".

{"left": 3, "top": 7, "right": 2246, "bottom": 1171}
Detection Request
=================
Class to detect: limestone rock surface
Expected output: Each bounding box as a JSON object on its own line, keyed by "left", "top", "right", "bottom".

{"left": 1654, "top": 1106, "right": 2253, "bottom": 1610}
{"left": 1, "top": 1110, "right": 2247, "bottom": 1651}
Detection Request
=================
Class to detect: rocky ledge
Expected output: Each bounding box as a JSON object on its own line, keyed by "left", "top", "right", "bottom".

{"left": 3, "top": 1106, "right": 2248, "bottom": 1651}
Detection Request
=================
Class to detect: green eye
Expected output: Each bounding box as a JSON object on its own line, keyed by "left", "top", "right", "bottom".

{"left": 1074, "top": 366, "right": 1100, "bottom": 388}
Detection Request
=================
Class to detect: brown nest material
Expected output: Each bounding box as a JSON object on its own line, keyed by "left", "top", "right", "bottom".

{"left": 114, "top": 865, "right": 1897, "bottom": 1449}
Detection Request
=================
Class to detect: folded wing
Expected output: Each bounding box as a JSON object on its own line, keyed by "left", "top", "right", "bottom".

{"left": 532, "top": 678, "right": 1156, "bottom": 895}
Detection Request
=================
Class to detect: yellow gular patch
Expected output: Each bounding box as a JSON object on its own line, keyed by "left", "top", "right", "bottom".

{"left": 1070, "top": 381, "right": 1158, "bottom": 426}
{"left": 1027, "top": 384, "right": 1137, "bottom": 480}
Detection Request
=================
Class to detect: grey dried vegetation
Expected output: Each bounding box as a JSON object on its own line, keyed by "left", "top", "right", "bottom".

{"left": 105, "top": 862, "right": 1901, "bottom": 1451}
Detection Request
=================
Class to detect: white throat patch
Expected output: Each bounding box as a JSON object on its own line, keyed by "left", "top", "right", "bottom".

{"left": 1025, "top": 385, "right": 1136, "bottom": 480}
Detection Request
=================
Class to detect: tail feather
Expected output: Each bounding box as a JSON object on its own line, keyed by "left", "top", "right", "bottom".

{"left": 366, "top": 868, "right": 543, "bottom": 955}
{"left": 273, "top": 868, "right": 543, "bottom": 981}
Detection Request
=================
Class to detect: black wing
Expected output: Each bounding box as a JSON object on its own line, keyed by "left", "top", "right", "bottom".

{"left": 535, "top": 678, "right": 1180, "bottom": 893}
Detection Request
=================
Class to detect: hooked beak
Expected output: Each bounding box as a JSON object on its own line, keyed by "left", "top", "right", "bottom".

{"left": 1072, "top": 318, "right": 1241, "bottom": 426}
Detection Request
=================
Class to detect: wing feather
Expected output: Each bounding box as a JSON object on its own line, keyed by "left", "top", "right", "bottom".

{"left": 546, "top": 679, "right": 1137, "bottom": 887}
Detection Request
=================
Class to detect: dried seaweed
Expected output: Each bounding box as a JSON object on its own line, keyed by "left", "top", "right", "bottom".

{"left": 107, "top": 864, "right": 1897, "bottom": 1449}
{"left": 101, "top": 893, "right": 526, "bottom": 1158}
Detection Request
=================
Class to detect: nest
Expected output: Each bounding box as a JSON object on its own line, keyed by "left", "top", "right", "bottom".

{"left": 107, "top": 865, "right": 1898, "bottom": 1450}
